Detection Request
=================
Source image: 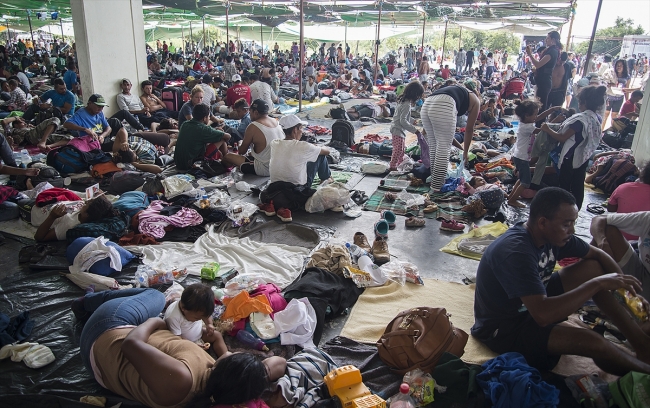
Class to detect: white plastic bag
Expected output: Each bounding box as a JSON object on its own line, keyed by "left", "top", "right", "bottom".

{"left": 223, "top": 275, "right": 266, "bottom": 297}
{"left": 226, "top": 200, "right": 258, "bottom": 225}
{"left": 305, "top": 181, "right": 351, "bottom": 213}
{"left": 447, "top": 153, "right": 472, "bottom": 179}
{"left": 397, "top": 155, "right": 414, "bottom": 172}
{"left": 379, "top": 261, "right": 406, "bottom": 286}
{"left": 397, "top": 191, "right": 425, "bottom": 208}
{"left": 235, "top": 181, "right": 252, "bottom": 192}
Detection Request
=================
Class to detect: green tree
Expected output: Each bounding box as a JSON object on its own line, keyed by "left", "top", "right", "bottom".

{"left": 575, "top": 17, "right": 645, "bottom": 55}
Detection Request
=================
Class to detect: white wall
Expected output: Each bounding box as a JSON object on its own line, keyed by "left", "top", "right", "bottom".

{"left": 71, "top": 0, "right": 148, "bottom": 117}
{"left": 631, "top": 86, "right": 650, "bottom": 166}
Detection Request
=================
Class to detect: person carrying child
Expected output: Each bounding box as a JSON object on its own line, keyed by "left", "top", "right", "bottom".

{"left": 389, "top": 81, "right": 424, "bottom": 171}
{"left": 164, "top": 283, "right": 227, "bottom": 356}
{"left": 507, "top": 100, "right": 565, "bottom": 208}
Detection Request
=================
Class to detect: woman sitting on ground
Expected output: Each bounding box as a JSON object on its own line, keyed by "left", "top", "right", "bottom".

{"left": 34, "top": 195, "right": 116, "bottom": 242}
{"left": 73, "top": 288, "right": 286, "bottom": 408}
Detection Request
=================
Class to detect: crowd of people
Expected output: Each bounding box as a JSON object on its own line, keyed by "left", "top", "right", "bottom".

{"left": 0, "top": 25, "right": 650, "bottom": 408}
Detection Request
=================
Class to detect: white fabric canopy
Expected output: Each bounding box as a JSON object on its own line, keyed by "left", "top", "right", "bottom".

{"left": 276, "top": 22, "right": 416, "bottom": 42}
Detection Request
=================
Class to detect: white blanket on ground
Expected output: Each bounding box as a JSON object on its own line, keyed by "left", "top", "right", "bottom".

{"left": 125, "top": 225, "right": 309, "bottom": 289}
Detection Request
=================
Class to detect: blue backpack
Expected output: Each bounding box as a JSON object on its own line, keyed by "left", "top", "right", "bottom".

{"left": 113, "top": 191, "right": 149, "bottom": 218}
{"left": 47, "top": 145, "right": 88, "bottom": 174}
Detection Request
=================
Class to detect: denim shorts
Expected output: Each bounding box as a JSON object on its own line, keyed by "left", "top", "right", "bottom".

{"left": 512, "top": 156, "right": 532, "bottom": 188}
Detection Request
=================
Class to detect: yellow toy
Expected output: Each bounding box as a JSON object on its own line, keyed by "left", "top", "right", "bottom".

{"left": 323, "top": 365, "right": 386, "bottom": 408}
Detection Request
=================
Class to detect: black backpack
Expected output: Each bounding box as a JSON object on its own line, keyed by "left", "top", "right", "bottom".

{"left": 15, "top": 164, "right": 64, "bottom": 190}
{"left": 329, "top": 107, "right": 349, "bottom": 120}
{"left": 330, "top": 120, "right": 355, "bottom": 148}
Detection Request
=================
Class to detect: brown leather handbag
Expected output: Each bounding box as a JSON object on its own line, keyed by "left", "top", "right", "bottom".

{"left": 376, "top": 307, "right": 469, "bottom": 374}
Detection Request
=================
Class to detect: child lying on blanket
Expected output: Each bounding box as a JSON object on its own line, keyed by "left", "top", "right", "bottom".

{"left": 462, "top": 176, "right": 506, "bottom": 210}
{"left": 164, "top": 283, "right": 227, "bottom": 356}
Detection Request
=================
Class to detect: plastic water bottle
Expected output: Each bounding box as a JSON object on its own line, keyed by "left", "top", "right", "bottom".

{"left": 13, "top": 152, "right": 22, "bottom": 166}
{"left": 236, "top": 330, "right": 269, "bottom": 351}
{"left": 20, "top": 149, "right": 31, "bottom": 165}
{"left": 390, "top": 384, "right": 416, "bottom": 408}
{"left": 346, "top": 242, "right": 370, "bottom": 262}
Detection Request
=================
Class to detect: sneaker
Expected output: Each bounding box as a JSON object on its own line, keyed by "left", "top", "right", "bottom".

{"left": 330, "top": 205, "right": 344, "bottom": 212}
{"left": 374, "top": 219, "right": 389, "bottom": 240}
{"left": 423, "top": 204, "right": 438, "bottom": 213}
{"left": 405, "top": 216, "right": 426, "bottom": 227}
{"left": 277, "top": 208, "right": 292, "bottom": 222}
{"left": 353, "top": 232, "right": 371, "bottom": 253}
{"left": 71, "top": 296, "right": 90, "bottom": 323}
{"left": 258, "top": 201, "right": 276, "bottom": 216}
{"left": 380, "top": 210, "right": 397, "bottom": 230}
{"left": 440, "top": 219, "right": 465, "bottom": 232}
{"left": 371, "top": 237, "right": 390, "bottom": 265}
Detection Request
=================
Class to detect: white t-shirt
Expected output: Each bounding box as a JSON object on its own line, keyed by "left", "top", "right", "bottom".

{"left": 511, "top": 122, "right": 536, "bottom": 161}
{"left": 31, "top": 200, "right": 84, "bottom": 227}
{"left": 504, "top": 69, "right": 513, "bottom": 81}
{"left": 349, "top": 68, "right": 359, "bottom": 80}
{"left": 198, "top": 83, "right": 216, "bottom": 105}
{"left": 269, "top": 139, "right": 322, "bottom": 186}
{"left": 607, "top": 212, "right": 650, "bottom": 274}
{"left": 52, "top": 212, "right": 81, "bottom": 240}
{"left": 392, "top": 67, "right": 403, "bottom": 78}
{"left": 163, "top": 300, "right": 203, "bottom": 342}
{"left": 249, "top": 81, "right": 276, "bottom": 110}
{"left": 487, "top": 57, "right": 495, "bottom": 67}
{"left": 116, "top": 93, "right": 144, "bottom": 112}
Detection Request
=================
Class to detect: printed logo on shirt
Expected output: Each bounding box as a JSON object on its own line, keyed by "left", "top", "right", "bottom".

{"left": 538, "top": 249, "right": 556, "bottom": 283}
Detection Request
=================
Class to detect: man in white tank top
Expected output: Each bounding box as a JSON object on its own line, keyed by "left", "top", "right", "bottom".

{"left": 222, "top": 99, "right": 283, "bottom": 176}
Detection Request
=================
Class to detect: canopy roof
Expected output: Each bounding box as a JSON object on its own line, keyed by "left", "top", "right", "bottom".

{"left": 0, "top": 1, "right": 572, "bottom": 41}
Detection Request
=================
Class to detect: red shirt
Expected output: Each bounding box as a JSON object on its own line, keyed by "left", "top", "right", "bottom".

{"left": 441, "top": 68, "right": 451, "bottom": 79}
{"left": 619, "top": 100, "right": 636, "bottom": 116}
{"left": 226, "top": 84, "right": 251, "bottom": 106}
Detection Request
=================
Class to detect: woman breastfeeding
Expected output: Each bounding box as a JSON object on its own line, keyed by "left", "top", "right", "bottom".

{"left": 420, "top": 82, "right": 480, "bottom": 191}
{"left": 74, "top": 288, "right": 286, "bottom": 408}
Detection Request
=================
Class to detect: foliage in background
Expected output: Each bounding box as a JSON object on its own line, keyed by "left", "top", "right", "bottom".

{"left": 574, "top": 17, "right": 645, "bottom": 56}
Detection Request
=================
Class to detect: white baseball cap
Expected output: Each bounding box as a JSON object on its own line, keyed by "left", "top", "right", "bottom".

{"left": 232, "top": 74, "right": 242, "bottom": 82}
{"left": 279, "top": 114, "right": 308, "bottom": 129}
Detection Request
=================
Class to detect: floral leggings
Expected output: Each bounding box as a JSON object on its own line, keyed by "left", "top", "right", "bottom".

{"left": 389, "top": 135, "right": 405, "bottom": 170}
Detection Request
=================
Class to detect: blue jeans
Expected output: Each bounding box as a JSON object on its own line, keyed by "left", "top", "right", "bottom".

{"left": 305, "top": 155, "right": 331, "bottom": 189}
{"left": 0, "top": 201, "right": 19, "bottom": 221}
{"left": 79, "top": 288, "right": 165, "bottom": 372}
{"left": 0, "top": 132, "right": 17, "bottom": 166}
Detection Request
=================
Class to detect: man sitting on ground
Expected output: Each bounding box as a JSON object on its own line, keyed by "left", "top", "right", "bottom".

{"left": 139, "top": 80, "right": 178, "bottom": 118}
{"left": 591, "top": 210, "right": 650, "bottom": 300}
{"left": 23, "top": 78, "right": 75, "bottom": 122}
{"left": 174, "top": 103, "right": 230, "bottom": 171}
{"left": 116, "top": 78, "right": 166, "bottom": 128}
{"left": 258, "top": 114, "right": 332, "bottom": 223}
{"left": 249, "top": 74, "right": 278, "bottom": 111}
{"left": 472, "top": 187, "right": 650, "bottom": 375}
{"left": 221, "top": 98, "right": 251, "bottom": 145}
{"left": 63, "top": 94, "right": 112, "bottom": 143}
{"left": 222, "top": 99, "right": 282, "bottom": 177}
{"left": 225, "top": 74, "right": 251, "bottom": 107}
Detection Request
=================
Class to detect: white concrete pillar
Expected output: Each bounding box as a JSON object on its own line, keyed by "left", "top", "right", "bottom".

{"left": 70, "top": 0, "right": 148, "bottom": 117}
{"left": 631, "top": 88, "right": 650, "bottom": 165}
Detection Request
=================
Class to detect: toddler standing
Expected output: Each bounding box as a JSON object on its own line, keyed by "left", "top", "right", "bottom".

{"left": 389, "top": 81, "right": 425, "bottom": 171}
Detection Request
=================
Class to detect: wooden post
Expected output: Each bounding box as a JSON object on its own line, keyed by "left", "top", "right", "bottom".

{"left": 226, "top": 2, "right": 230, "bottom": 55}
{"left": 6, "top": 20, "right": 10, "bottom": 43}
{"left": 374, "top": 1, "right": 382, "bottom": 85}
{"left": 190, "top": 20, "right": 193, "bottom": 50}
{"left": 458, "top": 26, "right": 462, "bottom": 50}
{"left": 298, "top": 0, "right": 304, "bottom": 112}
{"left": 565, "top": 1, "right": 576, "bottom": 52}
{"left": 260, "top": 23, "right": 263, "bottom": 55}
{"left": 59, "top": 17, "right": 64, "bottom": 39}
{"left": 441, "top": 19, "right": 448, "bottom": 66}
{"left": 202, "top": 16, "right": 206, "bottom": 51}
{"left": 26, "top": 10, "right": 35, "bottom": 45}
{"left": 420, "top": 14, "right": 426, "bottom": 58}
{"left": 582, "top": 0, "right": 603, "bottom": 77}
{"left": 345, "top": 22, "right": 348, "bottom": 55}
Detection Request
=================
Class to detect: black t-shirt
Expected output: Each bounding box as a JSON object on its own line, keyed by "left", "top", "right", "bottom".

{"left": 466, "top": 50, "right": 474, "bottom": 61}
{"left": 536, "top": 46, "right": 559, "bottom": 79}
{"left": 471, "top": 223, "right": 590, "bottom": 339}
{"left": 431, "top": 86, "right": 471, "bottom": 116}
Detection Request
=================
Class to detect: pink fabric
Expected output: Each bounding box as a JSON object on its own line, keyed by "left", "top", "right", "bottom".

{"left": 67, "top": 136, "right": 101, "bottom": 152}
{"left": 137, "top": 200, "right": 203, "bottom": 239}
{"left": 608, "top": 182, "right": 650, "bottom": 240}
{"left": 212, "top": 399, "right": 269, "bottom": 408}
{"left": 250, "top": 283, "right": 287, "bottom": 315}
{"left": 389, "top": 134, "right": 405, "bottom": 170}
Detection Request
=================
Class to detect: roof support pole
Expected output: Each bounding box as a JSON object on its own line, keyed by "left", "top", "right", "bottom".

{"left": 374, "top": 1, "right": 382, "bottom": 85}
{"left": 26, "top": 10, "right": 34, "bottom": 46}
{"left": 59, "top": 17, "right": 64, "bottom": 39}
{"left": 202, "top": 16, "right": 206, "bottom": 51}
{"left": 6, "top": 20, "right": 10, "bottom": 43}
{"left": 190, "top": 21, "right": 193, "bottom": 51}
{"left": 582, "top": 0, "right": 602, "bottom": 77}
{"left": 299, "top": 0, "right": 304, "bottom": 112}
{"left": 226, "top": 2, "right": 230, "bottom": 55}
{"left": 442, "top": 19, "right": 448, "bottom": 67}
{"left": 345, "top": 22, "right": 348, "bottom": 56}
{"left": 458, "top": 26, "right": 462, "bottom": 50}
{"left": 260, "top": 23, "right": 263, "bottom": 55}
{"left": 182, "top": 25, "right": 185, "bottom": 53}
{"left": 565, "top": 1, "right": 576, "bottom": 52}
{"left": 420, "top": 14, "right": 426, "bottom": 60}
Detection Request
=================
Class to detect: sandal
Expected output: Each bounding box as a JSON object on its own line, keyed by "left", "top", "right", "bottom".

{"left": 586, "top": 203, "right": 606, "bottom": 215}
{"left": 374, "top": 219, "right": 390, "bottom": 240}
{"left": 405, "top": 217, "right": 426, "bottom": 227}
{"left": 423, "top": 204, "right": 438, "bottom": 213}
{"left": 384, "top": 192, "right": 398, "bottom": 202}
{"left": 410, "top": 178, "right": 424, "bottom": 187}
{"left": 381, "top": 210, "right": 397, "bottom": 230}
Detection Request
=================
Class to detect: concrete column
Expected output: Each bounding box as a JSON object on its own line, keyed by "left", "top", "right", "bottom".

{"left": 631, "top": 88, "right": 650, "bottom": 165}
{"left": 70, "top": 0, "right": 148, "bottom": 117}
